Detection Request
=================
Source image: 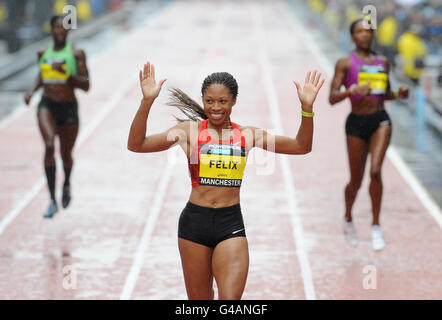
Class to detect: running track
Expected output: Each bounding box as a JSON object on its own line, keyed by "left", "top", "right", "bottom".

{"left": 0, "top": 0, "right": 441, "bottom": 300}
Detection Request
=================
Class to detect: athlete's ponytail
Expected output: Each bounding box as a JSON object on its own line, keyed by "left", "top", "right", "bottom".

{"left": 167, "top": 88, "right": 207, "bottom": 122}
{"left": 167, "top": 72, "right": 239, "bottom": 123}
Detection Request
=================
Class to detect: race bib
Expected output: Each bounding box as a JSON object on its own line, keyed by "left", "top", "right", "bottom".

{"left": 199, "top": 143, "right": 246, "bottom": 187}
{"left": 358, "top": 65, "right": 388, "bottom": 94}
{"left": 40, "top": 58, "right": 69, "bottom": 84}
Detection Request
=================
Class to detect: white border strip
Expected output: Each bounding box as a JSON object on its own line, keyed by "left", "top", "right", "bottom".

{"left": 284, "top": 1, "right": 442, "bottom": 229}
{"left": 253, "top": 5, "right": 316, "bottom": 300}
{"left": 387, "top": 147, "right": 442, "bottom": 228}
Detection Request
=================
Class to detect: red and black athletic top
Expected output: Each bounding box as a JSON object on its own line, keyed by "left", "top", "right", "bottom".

{"left": 188, "top": 120, "right": 248, "bottom": 188}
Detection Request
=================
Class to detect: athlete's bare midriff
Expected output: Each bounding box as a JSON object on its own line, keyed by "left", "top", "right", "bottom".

{"left": 350, "top": 97, "right": 385, "bottom": 115}
{"left": 43, "top": 84, "right": 76, "bottom": 103}
{"left": 189, "top": 186, "right": 240, "bottom": 208}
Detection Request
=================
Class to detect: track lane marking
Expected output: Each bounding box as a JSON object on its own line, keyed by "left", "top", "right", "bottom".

{"left": 119, "top": 6, "right": 227, "bottom": 299}
{"left": 0, "top": 77, "right": 137, "bottom": 236}
{"left": 253, "top": 4, "right": 316, "bottom": 300}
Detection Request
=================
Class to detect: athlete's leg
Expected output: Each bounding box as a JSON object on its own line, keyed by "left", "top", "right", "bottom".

{"left": 38, "top": 107, "right": 58, "bottom": 217}
{"left": 58, "top": 124, "right": 79, "bottom": 208}
{"left": 344, "top": 135, "right": 369, "bottom": 221}
{"left": 212, "top": 237, "right": 249, "bottom": 300}
{"left": 368, "top": 125, "right": 391, "bottom": 226}
{"left": 178, "top": 238, "right": 214, "bottom": 300}
{"left": 58, "top": 124, "right": 78, "bottom": 184}
{"left": 37, "top": 108, "right": 57, "bottom": 201}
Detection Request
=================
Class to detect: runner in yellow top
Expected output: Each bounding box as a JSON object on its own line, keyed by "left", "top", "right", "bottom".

{"left": 24, "top": 16, "right": 90, "bottom": 218}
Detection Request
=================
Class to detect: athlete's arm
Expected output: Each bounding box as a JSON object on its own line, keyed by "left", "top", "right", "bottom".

{"left": 329, "top": 57, "right": 354, "bottom": 105}
{"left": 244, "top": 127, "right": 309, "bottom": 155}
{"left": 127, "top": 99, "right": 189, "bottom": 153}
{"left": 24, "top": 51, "right": 44, "bottom": 105}
{"left": 128, "top": 61, "right": 185, "bottom": 153}
{"left": 249, "top": 70, "right": 325, "bottom": 155}
{"left": 381, "top": 57, "right": 409, "bottom": 100}
{"left": 68, "top": 49, "right": 90, "bottom": 91}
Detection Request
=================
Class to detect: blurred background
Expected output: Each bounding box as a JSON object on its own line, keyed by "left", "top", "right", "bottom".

{"left": 0, "top": 0, "right": 160, "bottom": 118}
{"left": 0, "top": 0, "right": 440, "bottom": 204}
{"left": 298, "top": 0, "right": 441, "bottom": 116}
{"left": 0, "top": 0, "right": 130, "bottom": 54}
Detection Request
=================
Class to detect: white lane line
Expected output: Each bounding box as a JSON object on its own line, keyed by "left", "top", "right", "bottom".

{"left": 0, "top": 179, "right": 45, "bottom": 235}
{"left": 0, "top": 2, "right": 170, "bottom": 235}
{"left": 253, "top": 5, "right": 316, "bottom": 300}
{"left": 387, "top": 147, "right": 442, "bottom": 229}
{"left": 0, "top": 77, "right": 137, "bottom": 236}
{"left": 119, "top": 163, "right": 173, "bottom": 300}
{"left": 282, "top": 2, "right": 442, "bottom": 229}
{"left": 0, "top": 103, "right": 29, "bottom": 129}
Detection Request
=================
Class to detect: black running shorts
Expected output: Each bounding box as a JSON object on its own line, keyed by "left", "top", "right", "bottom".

{"left": 178, "top": 202, "right": 246, "bottom": 249}
{"left": 345, "top": 110, "right": 391, "bottom": 142}
{"left": 38, "top": 97, "right": 79, "bottom": 126}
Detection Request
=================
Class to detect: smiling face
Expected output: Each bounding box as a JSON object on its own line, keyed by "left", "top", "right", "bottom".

{"left": 351, "top": 20, "right": 374, "bottom": 50}
{"left": 202, "top": 83, "right": 236, "bottom": 128}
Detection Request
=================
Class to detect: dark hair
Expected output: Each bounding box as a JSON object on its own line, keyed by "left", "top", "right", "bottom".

{"left": 350, "top": 18, "right": 374, "bottom": 34}
{"left": 201, "top": 72, "right": 238, "bottom": 99}
{"left": 350, "top": 18, "right": 377, "bottom": 55}
{"left": 168, "top": 72, "right": 238, "bottom": 122}
{"left": 50, "top": 15, "right": 63, "bottom": 28}
{"left": 50, "top": 15, "right": 71, "bottom": 28}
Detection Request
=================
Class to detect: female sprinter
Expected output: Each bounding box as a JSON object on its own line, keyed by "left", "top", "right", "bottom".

{"left": 329, "top": 18, "right": 409, "bottom": 251}
{"left": 128, "top": 62, "right": 324, "bottom": 299}
{"left": 24, "top": 16, "right": 90, "bottom": 218}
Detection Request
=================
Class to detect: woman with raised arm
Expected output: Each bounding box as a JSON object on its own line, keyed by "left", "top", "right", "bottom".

{"left": 128, "top": 61, "right": 324, "bottom": 300}
{"left": 24, "top": 15, "right": 90, "bottom": 218}
{"left": 329, "top": 18, "right": 409, "bottom": 251}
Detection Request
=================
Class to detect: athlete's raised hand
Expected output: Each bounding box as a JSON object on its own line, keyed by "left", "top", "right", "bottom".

{"left": 139, "top": 61, "right": 167, "bottom": 101}
{"left": 293, "top": 70, "right": 325, "bottom": 111}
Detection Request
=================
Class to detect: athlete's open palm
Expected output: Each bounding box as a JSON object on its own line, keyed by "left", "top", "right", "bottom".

{"left": 139, "top": 61, "right": 167, "bottom": 100}
{"left": 293, "top": 70, "right": 325, "bottom": 109}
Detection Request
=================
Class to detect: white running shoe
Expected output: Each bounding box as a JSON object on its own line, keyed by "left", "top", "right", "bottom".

{"left": 371, "top": 225, "right": 386, "bottom": 251}
{"left": 343, "top": 219, "right": 358, "bottom": 247}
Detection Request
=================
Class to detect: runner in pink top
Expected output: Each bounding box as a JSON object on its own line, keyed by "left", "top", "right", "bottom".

{"left": 329, "top": 18, "right": 409, "bottom": 251}
{"left": 344, "top": 51, "right": 388, "bottom": 101}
